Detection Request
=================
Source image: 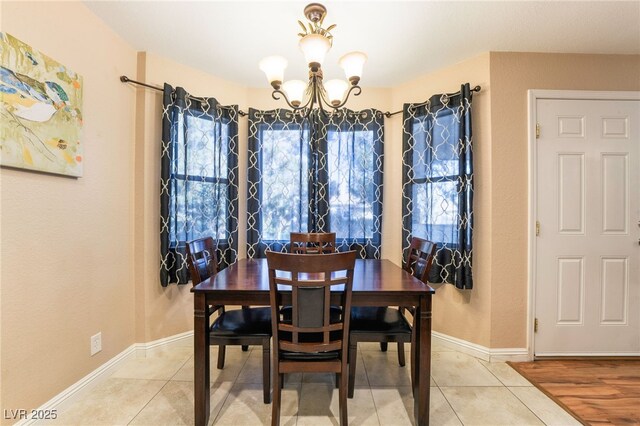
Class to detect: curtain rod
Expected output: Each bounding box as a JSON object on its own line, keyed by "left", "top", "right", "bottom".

{"left": 119, "top": 76, "right": 248, "bottom": 116}
{"left": 382, "top": 85, "right": 482, "bottom": 117}
{"left": 120, "top": 75, "right": 480, "bottom": 119}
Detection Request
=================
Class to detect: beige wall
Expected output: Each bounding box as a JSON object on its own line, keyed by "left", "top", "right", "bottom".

{"left": 389, "top": 54, "right": 494, "bottom": 347}
{"left": 0, "top": 1, "right": 137, "bottom": 415}
{"left": 488, "top": 52, "right": 640, "bottom": 348}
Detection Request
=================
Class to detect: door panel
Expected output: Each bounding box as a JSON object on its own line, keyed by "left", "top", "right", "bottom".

{"left": 535, "top": 98, "right": 639, "bottom": 356}
{"left": 601, "top": 257, "right": 628, "bottom": 324}
{"left": 557, "top": 257, "right": 584, "bottom": 324}
{"left": 602, "top": 154, "right": 628, "bottom": 233}
{"left": 558, "top": 154, "right": 584, "bottom": 234}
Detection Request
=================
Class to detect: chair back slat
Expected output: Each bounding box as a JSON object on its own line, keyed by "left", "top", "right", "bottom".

{"left": 186, "top": 237, "right": 218, "bottom": 285}
{"left": 404, "top": 237, "right": 437, "bottom": 283}
{"left": 267, "top": 251, "right": 356, "bottom": 354}
{"left": 290, "top": 232, "right": 336, "bottom": 254}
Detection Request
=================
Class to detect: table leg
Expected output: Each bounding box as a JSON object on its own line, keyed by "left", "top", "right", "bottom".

{"left": 414, "top": 294, "right": 432, "bottom": 426}
{"left": 194, "top": 294, "right": 210, "bottom": 426}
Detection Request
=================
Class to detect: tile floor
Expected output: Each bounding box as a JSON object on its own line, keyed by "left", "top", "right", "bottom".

{"left": 39, "top": 339, "right": 581, "bottom": 425}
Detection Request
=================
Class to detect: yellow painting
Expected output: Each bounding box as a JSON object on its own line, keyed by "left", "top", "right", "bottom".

{"left": 1, "top": 33, "right": 83, "bottom": 177}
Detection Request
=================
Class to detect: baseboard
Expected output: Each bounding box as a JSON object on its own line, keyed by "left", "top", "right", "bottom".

{"left": 15, "top": 331, "right": 195, "bottom": 426}
{"left": 535, "top": 352, "right": 640, "bottom": 358}
{"left": 132, "top": 330, "right": 193, "bottom": 358}
{"left": 432, "top": 331, "right": 531, "bottom": 362}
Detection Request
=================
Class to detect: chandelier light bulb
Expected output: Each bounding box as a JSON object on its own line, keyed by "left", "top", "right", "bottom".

{"left": 324, "top": 79, "right": 349, "bottom": 106}
{"left": 339, "top": 51, "right": 368, "bottom": 85}
{"left": 282, "top": 80, "right": 307, "bottom": 107}
{"left": 259, "top": 56, "right": 288, "bottom": 89}
{"left": 299, "top": 34, "right": 332, "bottom": 71}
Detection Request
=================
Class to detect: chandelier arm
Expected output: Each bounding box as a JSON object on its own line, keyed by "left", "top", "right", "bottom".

{"left": 327, "top": 85, "right": 362, "bottom": 110}
{"left": 317, "top": 94, "right": 328, "bottom": 115}
{"left": 317, "top": 103, "right": 332, "bottom": 119}
{"left": 272, "top": 89, "right": 313, "bottom": 111}
{"left": 316, "top": 85, "right": 335, "bottom": 111}
{"left": 318, "top": 84, "right": 331, "bottom": 117}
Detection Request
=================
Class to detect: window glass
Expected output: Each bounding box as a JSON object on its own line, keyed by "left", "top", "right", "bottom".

{"left": 171, "top": 113, "right": 229, "bottom": 241}
{"left": 411, "top": 112, "right": 459, "bottom": 245}
{"left": 260, "top": 128, "right": 310, "bottom": 241}
{"left": 327, "top": 130, "right": 375, "bottom": 239}
{"left": 411, "top": 182, "right": 458, "bottom": 245}
{"left": 184, "top": 115, "right": 228, "bottom": 178}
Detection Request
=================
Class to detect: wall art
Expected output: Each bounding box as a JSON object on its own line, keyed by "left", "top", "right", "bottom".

{"left": 1, "top": 32, "right": 83, "bottom": 177}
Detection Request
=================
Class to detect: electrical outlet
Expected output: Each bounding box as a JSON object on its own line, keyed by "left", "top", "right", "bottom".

{"left": 90, "top": 332, "right": 102, "bottom": 356}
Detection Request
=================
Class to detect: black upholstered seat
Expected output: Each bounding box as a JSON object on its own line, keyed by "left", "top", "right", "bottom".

{"left": 211, "top": 307, "right": 272, "bottom": 336}
{"left": 350, "top": 307, "right": 412, "bottom": 334}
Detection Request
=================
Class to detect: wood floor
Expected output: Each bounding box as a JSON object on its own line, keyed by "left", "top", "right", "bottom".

{"left": 508, "top": 359, "right": 640, "bottom": 426}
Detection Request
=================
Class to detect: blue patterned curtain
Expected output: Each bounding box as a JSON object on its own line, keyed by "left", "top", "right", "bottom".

{"left": 160, "top": 84, "right": 239, "bottom": 286}
{"left": 247, "top": 108, "right": 384, "bottom": 259}
{"left": 401, "top": 83, "right": 474, "bottom": 289}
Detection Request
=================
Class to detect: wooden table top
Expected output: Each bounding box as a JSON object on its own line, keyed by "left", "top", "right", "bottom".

{"left": 192, "top": 258, "right": 435, "bottom": 296}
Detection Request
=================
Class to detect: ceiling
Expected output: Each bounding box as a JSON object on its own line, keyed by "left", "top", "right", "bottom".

{"left": 85, "top": 1, "right": 640, "bottom": 88}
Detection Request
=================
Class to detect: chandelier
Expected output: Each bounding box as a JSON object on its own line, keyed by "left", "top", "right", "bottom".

{"left": 258, "top": 3, "right": 367, "bottom": 114}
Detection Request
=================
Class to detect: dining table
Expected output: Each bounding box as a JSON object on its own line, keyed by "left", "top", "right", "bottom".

{"left": 192, "top": 257, "right": 435, "bottom": 425}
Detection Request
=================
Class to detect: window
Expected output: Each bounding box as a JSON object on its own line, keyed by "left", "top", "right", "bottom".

{"left": 247, "top": 109, "right": 383, "bottom": 259}
{"left": 160, "top": 85, "right": 239, "bottom": 286}
{"left": 401, "top": 84, "right": 474, "bottom": 289}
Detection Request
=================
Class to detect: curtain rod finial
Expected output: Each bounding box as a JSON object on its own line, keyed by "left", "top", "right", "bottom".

{"left": 120, "top": 75, "right": 130, "bottom": 83}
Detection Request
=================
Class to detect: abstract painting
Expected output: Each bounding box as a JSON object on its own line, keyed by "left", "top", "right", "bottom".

{"left": 1, "top": 32, "right": 83, "bottom": 177}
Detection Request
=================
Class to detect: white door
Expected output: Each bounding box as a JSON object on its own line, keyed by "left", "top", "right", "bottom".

{"left": 535, "top": 97, "right": 640, "bottom": 356}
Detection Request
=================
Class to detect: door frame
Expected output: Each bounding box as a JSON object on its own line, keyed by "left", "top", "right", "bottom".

{"left": 527, "top": 90, "right": 640, "bottom": 359}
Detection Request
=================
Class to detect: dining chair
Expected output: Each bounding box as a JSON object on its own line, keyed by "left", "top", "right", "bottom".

{"left": 186, "top": 237, "right": 256, "bottom": 352}
{"left": 186, "top": 237, "right": 272, "bottom": 403}
{"left": 347, "top": 236, "right": 436, "bottom": 398}
{"left": 289, "top": 232, "right": 336, "bottom": 254}
{"left": 267, "top": 250, "right": 357, "bottom": 426}
{"left": 288, "top": 231, "right": 342, "bottom": 387}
